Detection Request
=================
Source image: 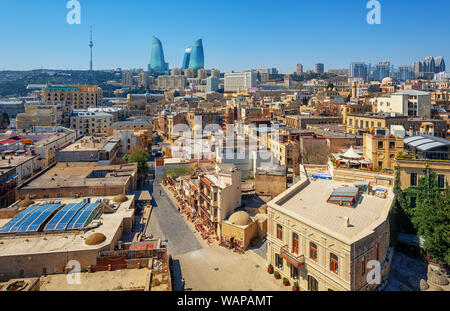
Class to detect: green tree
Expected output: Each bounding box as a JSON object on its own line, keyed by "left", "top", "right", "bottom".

{"left": 123, "top": 150, "right": 149, "bottom": 175}
{"left": 406, "top": 167, "right": 450, "bottom": 264}
{"left": 165, "top": 166, "right": 192, "bottom": 179}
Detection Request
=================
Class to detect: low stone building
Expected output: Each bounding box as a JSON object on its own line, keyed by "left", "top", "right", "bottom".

{"left": 255, "top": 166, "right": 287, "bottom": 198}
{"left": 17, "top": 162, "right": 138, "bottom": 200}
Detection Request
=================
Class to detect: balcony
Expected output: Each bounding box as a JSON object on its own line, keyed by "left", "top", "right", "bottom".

{"left": 280, "top": 245, "right": 305, "bottom": 268}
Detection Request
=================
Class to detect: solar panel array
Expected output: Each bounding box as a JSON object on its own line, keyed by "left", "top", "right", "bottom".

{"left": 330, "top": 187, "right": 359, "bottom": 197}
{"left": 328, "top": 187, "right": 359, "bottom": 206}
{"left": 66, "top": 203, "right": 100, "bottom": 230}
{"left": 44, "top": 202, "right": 87, "bottom": 231}
{"left": 0, "top": 204, "right": 62, "bottom": 233}
{"left": 0, "top": 201, "right": 102, "bottom": 234}
{"left": 0, "top": 205, "right": 42, "bottom": 233}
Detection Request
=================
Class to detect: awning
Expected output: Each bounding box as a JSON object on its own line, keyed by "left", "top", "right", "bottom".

{"left": 280, "top": 251, "right": 305, "bottom": 268}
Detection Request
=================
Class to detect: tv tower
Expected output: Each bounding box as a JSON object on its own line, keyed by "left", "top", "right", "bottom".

{"left": 89, "top": 26, "right": 94, "bottom": 71}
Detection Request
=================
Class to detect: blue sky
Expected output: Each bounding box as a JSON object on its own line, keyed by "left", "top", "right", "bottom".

{"left": 0, "top": 0, "right": 449, "bottom": 72}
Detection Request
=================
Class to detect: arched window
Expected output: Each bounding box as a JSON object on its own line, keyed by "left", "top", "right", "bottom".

{"left": 308, "top": 275, "right": 318, "bottom": 291}
{"left": 292, "top": 233, "right": 299, "bottom": 254}
{"left": 309, "top": 242, "right": 318, "bottom": 261}
{"left": 330, "top": 253, "right": 339, "bottom": 274}
{"left": 276, "top": 224, "right": 283, "bottom": 240}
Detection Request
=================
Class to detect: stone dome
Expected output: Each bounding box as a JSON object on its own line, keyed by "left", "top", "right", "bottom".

{"left": 193, "top": 123, "right": 202, "bottom": 132}
{"left": 85, "top": 233, "right": 106, "bottom": 246}
{"left": 19, "top": 199, "right": 35, "bottom": 208}
{"left": 229, "top": 211, "right": 251, "bottom": 226}
{"left": 113, "top": 194, "right": 128, "bottom": 203}
{"left": 382, "top": 77, "right": 393, "bottom": 85}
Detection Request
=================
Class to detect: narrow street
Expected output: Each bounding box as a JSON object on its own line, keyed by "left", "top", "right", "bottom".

{"left": 144, "top": 166, "right": 288, "bottom": 291}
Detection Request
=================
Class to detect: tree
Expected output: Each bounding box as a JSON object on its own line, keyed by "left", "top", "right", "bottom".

{"left": 406, "top": 167, "right": 450, "bottom": 264}
{"left": 0, "top": 113, "right": 10, "bottom": 129}
{"left": 300, "top": 139, "right": 330, "bottom": 165}
{"left": 123, "top": 150, "right": 149, "bottom": 175}
{"left": 165, "top": 166, "right": 193, "bottom": 179}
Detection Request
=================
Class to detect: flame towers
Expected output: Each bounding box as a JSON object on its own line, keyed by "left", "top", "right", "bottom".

{"left": 148, "top": 36, "right": 169, "bottom": 74}
{"left": 182, "top": 39, "right": 204, "bottom": 71}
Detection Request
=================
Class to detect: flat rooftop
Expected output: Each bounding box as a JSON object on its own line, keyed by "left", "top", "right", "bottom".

{"left": 269, "top": 178, "right": 393, "bottom": 244}
{"left": 21, "top": 162, "right": 137, "bottom": 189}
{"left": 39, "top": 268, "right": 151, "bottom": 291}
{"left": 0, "top": 155, "right": 35, "bottom": 169}
{"left": 0, "top": 195, "right": 134, "bottom": 257}
{"left": 60, "top": 136, "right": 114, "bottom": 152}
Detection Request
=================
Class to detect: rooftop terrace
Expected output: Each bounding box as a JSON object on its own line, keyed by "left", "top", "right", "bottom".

{"left": 269, "top": 178, "right": 393, "bottom": 244}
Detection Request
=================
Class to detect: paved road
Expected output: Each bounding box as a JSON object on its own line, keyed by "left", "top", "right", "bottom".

{"left": 146, "top": 183, "right": 202, "bottom": 257}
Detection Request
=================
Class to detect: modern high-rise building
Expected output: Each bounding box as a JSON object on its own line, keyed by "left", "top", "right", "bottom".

{"left": 210, "top": 69, "right": 220, "bottom": 77}
{"left": 434, "top": 56, "right": 446, "bottom": 73}
{"left": 398, "top": 66, "right": 415, "bottom": 81}
{"left": 373, "top": 61, "right": 391, "bottom": 81}
{"left": 149, "top": 36, "right": 169, "bottom": 74}
{"left": 296, "top": 64, "right": 304, "bottom": 75}
{"left": 413, "top": 56, "right": 446, "bottom": 78}
{"left": 224, "top": 71, "right": 257, "bottom": 93}
{"left": 182, "top": 47, "right": 192, "bottom": 72}
{"left": 197, "top": 68, "right": 207, "bottom": 80}
{"left": 315, "top": 63, "right": 324, "bottom": 74}
{"left": 349, "top": 62, "right": 369, "bottom": 81}
{"left": 181, "top": 39, "right": 205, "bottom": 71}
{"left": 184, "top": 68, "right": 194, "bottom": 78}
{"left": 121, "top": 71, "right": 134, "bottom": 86}
{"left": 206, "top": 76, "right": 219, "bottom": 93}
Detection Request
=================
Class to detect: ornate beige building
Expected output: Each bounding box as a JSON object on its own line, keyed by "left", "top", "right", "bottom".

{"left": 266, "top": 177, "right": 394, "bottom": 291}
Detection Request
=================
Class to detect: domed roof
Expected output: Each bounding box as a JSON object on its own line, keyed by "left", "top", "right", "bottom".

{"left": 19, "top": 199, "right": 35, "bottom": 208}
{"left": 85, "top": 233, "right": 106, "bottom": 246}
{"left": 193, "top": 123, "right": 202, "bottom": 132}
{"left": 229, "top": 211, "right": 251, "bottom": 226}
{"left": 382, "top": 77, "right": 393, "bottom": 85}
{"left": 113, "top": 194, "right": 128, "bottom": 203}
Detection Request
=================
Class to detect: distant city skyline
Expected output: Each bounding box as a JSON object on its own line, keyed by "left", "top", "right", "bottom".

{"left": 0, "top": 0, "right": 449, "bottom": 72}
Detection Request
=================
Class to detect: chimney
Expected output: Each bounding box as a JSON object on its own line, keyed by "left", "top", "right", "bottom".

{"left": 344, "top": 216, "right": 350, "bottom": 228}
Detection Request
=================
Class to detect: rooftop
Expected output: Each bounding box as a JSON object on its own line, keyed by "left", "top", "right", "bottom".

{"left": 21, "top": 162, "right": 137, "bottom": 189}
{"left": 112, "top": 119, "right": 152, "bottom": 127}
{"left": 60, "top": 136, "right": 115, "bottom": 152}
{"left": 0, "top": 195, "right": 134, "bottom": 257}
{"left": 268, "top": 178, "right": 393, "bottom": 244}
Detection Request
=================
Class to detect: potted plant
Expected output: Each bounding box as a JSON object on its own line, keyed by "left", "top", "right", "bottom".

{"left": 292, "top": 281, "right": 299, "bottom": 291}
{"left": 282, "top": 277, "right": 289, "bottom": 286}
{"left": 274, "top": 271, "right": 281, "bottom": 279}
{"left": 267, "top": 264, "right": 274, "bottom": 274}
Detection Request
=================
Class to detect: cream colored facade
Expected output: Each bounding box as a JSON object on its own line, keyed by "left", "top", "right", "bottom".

{"left": 70, "top": 111, "right": 113, "bottom": 136}
{"left": 346, "top": 114, "right": 408, "bottom": 135}
{"left": 16, "top": 102, "right": 64, "bottom": 130}
{"left": 156, "top": 75, "right": 186, "bottom": 90}
{"left": 363, "top": 132, "right": 404, "bottom": 170}
{"left": 197, "top": 164, "right": 242, "bottom": 237}
{"left": 395, "top": 158, "right": 450, "bottom": 190}
{"left": 370, "top": 90, "right": 431, "bottom": 118}
{"left": 267, "top": 178, "right": 393, "bottom": 291}
{"left": 41, "top": 85, "right": 103, "bottom": 109}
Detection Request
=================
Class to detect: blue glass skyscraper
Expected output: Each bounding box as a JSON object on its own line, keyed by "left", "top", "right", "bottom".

{"left": 187, "top": 39, "right": 204, "bottom": 70}
{"left": 149, "top": 36, "right": 168, "bottom": 73}
{"left": 182, "top": 47, "right": 192, "bottom": 71}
